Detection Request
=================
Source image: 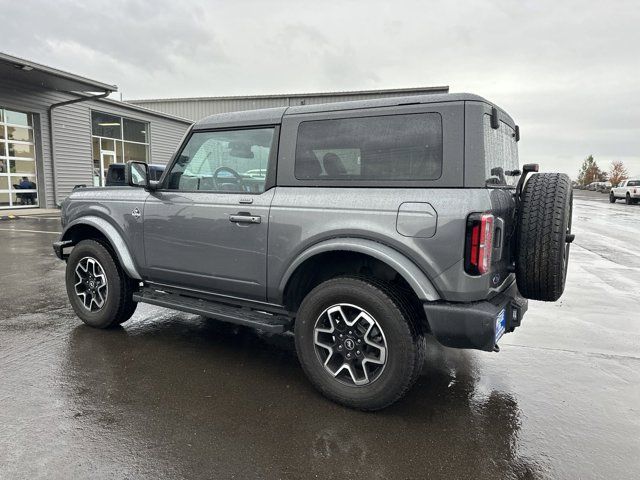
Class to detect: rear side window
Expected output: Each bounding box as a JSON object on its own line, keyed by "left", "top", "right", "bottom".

{"left": 628, "top": 180, "right": 639, "bottom": 187}
{"left": 294, "top": 113, "right": 443, "bottom": 181}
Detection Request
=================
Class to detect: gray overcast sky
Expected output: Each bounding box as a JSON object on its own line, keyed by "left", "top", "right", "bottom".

{"left": 2, "top": 0, "right": 639, "bottom": 177}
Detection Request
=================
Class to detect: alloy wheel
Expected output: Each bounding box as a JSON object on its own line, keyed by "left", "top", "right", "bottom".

{"left": 313, "top": 303, "right": 388, "bottom": 386}
{"left": 74, "top": 256, "right": 108, "bottom": 311}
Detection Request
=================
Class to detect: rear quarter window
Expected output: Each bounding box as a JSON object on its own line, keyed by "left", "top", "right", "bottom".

{"left": 294, "top": 113, "right": 443, "bottom": 181}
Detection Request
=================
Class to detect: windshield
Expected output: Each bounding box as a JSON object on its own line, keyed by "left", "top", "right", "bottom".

{"left": 483, "top": 114, "right": 520, "bottom": 187}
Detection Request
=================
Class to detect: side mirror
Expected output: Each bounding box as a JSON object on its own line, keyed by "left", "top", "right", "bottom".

{"left": 127, "top": 161, "right": 151, "bottom": 189}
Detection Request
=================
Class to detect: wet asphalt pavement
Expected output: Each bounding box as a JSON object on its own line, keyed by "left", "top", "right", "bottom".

{"left": 0, "top": 190, "right": 638, "bottom": 480}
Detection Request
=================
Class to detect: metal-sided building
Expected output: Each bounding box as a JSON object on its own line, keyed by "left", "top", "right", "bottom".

{"left": 0, "top": 52, "right": 192, "bottom": 210}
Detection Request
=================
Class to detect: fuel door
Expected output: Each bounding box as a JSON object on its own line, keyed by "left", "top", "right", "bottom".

{"left": 396, "top": 202, "right": 438, "bottom": 238}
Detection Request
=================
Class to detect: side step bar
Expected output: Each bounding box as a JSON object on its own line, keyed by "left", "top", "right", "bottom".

{"left": 133, "top": 287, "right": 293, "bottom": 333}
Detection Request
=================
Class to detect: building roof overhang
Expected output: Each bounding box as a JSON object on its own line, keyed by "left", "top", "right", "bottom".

{"left": 0, "top": 51, "right": 117, "bottom": 94}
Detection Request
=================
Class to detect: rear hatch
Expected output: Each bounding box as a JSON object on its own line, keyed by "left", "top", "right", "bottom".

{"left": 483, "top": 111, "right": 520, "bottom": 293}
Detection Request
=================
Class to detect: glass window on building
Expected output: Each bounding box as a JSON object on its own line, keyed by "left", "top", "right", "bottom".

{"left": 0, "top": 107, "right": 38, "bottom": 209}
{"left": 91, "top": 111, "right": 149, "bottom": 186}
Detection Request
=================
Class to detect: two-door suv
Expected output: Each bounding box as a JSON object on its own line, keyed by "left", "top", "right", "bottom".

{"left": 54, "top": 93, "right": 574, "bottom": 410}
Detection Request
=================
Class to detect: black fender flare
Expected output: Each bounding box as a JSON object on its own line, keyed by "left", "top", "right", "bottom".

{"left": 278, "top": 238, "right": 440, "bottom": 302}
{"left": 60, "top": 216, "right": 142, "bottom": 280}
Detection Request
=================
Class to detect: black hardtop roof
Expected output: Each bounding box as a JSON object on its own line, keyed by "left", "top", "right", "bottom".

{"left": 193, "top": 93, "right": 513, "bottom": 130}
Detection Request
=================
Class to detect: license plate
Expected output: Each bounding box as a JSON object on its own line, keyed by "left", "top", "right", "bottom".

{"left": 495, "top": 309, "right": 506, "bottom": 343}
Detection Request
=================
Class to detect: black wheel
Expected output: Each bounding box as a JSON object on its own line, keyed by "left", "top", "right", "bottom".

{"left": 516, "top": 173, "right": 573, "bottom": 301}
{"left": 609, "top": 193, "right": 616, "bottom": 203}
{"left": 295, "top": 276, "right": 425, "bottom": 411}
{"left": 626, "top": 193, "right": 632, "bottom": 205}
{"left": 65, "top": 239, "right": 137, "bottom": 328}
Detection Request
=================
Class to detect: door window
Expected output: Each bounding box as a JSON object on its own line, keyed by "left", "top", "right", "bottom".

{"left": 165, "top": 128, "right": 275, "bottom": 193}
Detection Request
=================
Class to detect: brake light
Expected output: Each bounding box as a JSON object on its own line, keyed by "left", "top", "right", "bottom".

{"left": 465, "top": 213, "right": 494, "bottom": 275}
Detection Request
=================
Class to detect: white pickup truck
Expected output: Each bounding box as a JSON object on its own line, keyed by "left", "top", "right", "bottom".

{"left": 610, "top": 179, "right": 640, "bottom": 204}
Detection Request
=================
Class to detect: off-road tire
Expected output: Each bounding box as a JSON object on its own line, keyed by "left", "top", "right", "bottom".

{"left": 295, "top": 276, "right": 426, "bottom": 411}
{"left": 516, "top": 173, "right": 573, "bottom": 301}
{"left": 626, "top": 193, "right": 632, "bottom": 205}
{"left": 65, "top": 239, "right": 137, "bottom": 328}
{"left": 609, "top": 193, "right": 616, "bottom": 203}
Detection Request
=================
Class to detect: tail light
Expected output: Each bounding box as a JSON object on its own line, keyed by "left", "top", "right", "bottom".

{"left": 465, "top": 213, "right": 494, "bottom": 275}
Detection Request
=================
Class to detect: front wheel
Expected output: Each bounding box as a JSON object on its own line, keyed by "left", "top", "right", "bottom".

{"left": 65, "top": 239, "right": 137, "bottom": 328}
{"left": 609, "top": 193, "right": 616, "bottom": 203}
{"left": 294, "top": 276, "right": 425, "bottom": 411}
{"left": 626, "top": 193, "right": 632, "bottom": 205}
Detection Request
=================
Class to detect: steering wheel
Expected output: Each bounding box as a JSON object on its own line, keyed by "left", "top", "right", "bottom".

{"left": 213, "top": 166, "right": 244, "bottom": 190}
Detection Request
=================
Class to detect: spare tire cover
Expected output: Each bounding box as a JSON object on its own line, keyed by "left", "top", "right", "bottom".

{"left": 515, "top": 173, "right": 573, "bottom": 301}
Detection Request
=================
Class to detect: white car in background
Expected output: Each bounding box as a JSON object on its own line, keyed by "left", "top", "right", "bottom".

{"left": 243, "top": 168, "right": 267, "bottom": 178}
{"left": 610, "top": 179, "right": 640, "bottom": 204}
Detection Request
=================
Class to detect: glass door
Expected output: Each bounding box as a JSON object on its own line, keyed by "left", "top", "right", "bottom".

{"left": 0, "top": 107, "right": 38, "bottom": 209}
{"left": 93, "top": 137, "right": 118, "bottom": 187}
{"left": 100, "top": 151, "right": 116, "bottom": 186}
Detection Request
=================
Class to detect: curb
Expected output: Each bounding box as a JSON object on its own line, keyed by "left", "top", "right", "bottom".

{"left": 0, "top": 214, "right": 21, "bottom": 221}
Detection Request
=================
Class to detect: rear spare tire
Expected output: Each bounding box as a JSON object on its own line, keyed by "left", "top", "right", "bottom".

{"left": 516, "top": 173, "right": 573, "bottom": 301}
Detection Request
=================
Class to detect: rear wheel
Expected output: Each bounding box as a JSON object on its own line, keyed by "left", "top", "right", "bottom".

{"left": 295, "top": 276, "right": 425, "bottom": 411}
{"left": 516, "top": 173, "right": 573, "bottom": 301}
{"left": 65, "top": 239, "right": 137, "bottom": 328}
{"left": 626, "top": 193, "right": 632, "bottom": 205}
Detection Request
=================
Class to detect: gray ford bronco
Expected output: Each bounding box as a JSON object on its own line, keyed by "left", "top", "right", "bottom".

{"left": 54, "top": 93, "right": 574, "bottom": 410}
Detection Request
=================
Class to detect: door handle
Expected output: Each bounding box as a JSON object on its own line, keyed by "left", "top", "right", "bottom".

{"left": 229, "top": 214, "right": 261, "bottom": 224}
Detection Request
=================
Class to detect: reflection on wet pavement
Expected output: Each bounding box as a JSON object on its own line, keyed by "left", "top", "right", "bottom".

{"left": 1, "top": 190, "right": 639, "bottom": 479}
{"left": 57, "top": 317, "right": 535, "bottom": 479}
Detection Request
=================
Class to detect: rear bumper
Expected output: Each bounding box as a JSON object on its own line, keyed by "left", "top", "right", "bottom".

{"left": 423, "top": 281, "right": 528, "bottom": 352}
